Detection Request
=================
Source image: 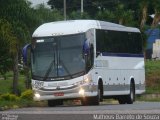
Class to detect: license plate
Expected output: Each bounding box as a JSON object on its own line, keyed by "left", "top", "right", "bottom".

{"left": 53, "top": 92, "right": 64, "bottom": 96}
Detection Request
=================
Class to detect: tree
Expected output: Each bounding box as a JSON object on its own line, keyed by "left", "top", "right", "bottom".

{"left": 69, "top": 11, "right": 90, "bottom": 19}
{"left": 0, "top": 19, "right": 13, "bottom": 79}
{"left": 11, "top": 21, "right": 31, "bottom": 94}
{"left": 95, "top": 2, "right": 135, "bottom": 27}
{"left": 0, "top": 0, "right": 63, "bottom": 94}
{"left": 95, "top": 10, "right": 115, "bottom": 22}
{"left": 139, "top": 0, "right": 150, "bottom": 30}
{"left": 151, "top": 0, "right": 160, "bottom": 27}
{"left": 48, "top": 0, "right": 97, "bottom": 18}
{"left": 0, "top": 0, "right": 32, "bottom": 94}
{"left": 114, "top": 3, "right": 135, "bottom": 26}
{"left": 34, "top": 4, "right": 63, "bottom": 23}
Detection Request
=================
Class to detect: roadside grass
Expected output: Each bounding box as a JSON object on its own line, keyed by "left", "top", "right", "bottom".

{"left": 0, "top": 72, "right": 26, "bottom": 94}
{"left": 136, "top": 60, "right": 160, "bottom": 101}
{"left": 145, "top": 60, "right": 160, "bottom": 94}
{"left": 0, "top": 89, "right": 47, "bottom": 111}
{"left": 136, "top": 95, "right": 160, "bottom": 102}
{"left": 0, "top": 72, "right": 44, "bottom": 110}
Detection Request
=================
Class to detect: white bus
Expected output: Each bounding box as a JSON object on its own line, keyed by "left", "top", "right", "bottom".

{"left": 23, "top": 20, "right": 145, "bottom": 106}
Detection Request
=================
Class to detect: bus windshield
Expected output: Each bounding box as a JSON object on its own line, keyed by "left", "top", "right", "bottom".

{"left": 31, "top": 33, "right": 85, "bottom": 81}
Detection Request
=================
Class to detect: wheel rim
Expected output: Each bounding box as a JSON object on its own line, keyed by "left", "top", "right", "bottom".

{"left": 98, "top": 88, "right": 101, "bottom": 102}
{"left": 130, "top": 84, "right": 134, "bottom": 101}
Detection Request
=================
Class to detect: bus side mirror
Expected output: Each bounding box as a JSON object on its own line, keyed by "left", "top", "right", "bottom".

{"left": 83, "top": 40, "right": 90, "bottom": 55}
{"left": 22, "top": 44, "right": 31, "bottom": 66}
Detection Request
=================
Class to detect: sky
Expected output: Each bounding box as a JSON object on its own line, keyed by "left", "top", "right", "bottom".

{"left": 28, "top": 0, "right": 49, "bottom": 7}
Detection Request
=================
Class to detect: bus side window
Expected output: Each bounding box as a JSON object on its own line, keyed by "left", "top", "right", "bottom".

{"left": 96, "top": 29, "right": 105, "bottom": 56}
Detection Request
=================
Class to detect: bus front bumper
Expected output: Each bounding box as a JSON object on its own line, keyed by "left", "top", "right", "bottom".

{"left": 33, "top": 85, "right": 97, "bottom": 101}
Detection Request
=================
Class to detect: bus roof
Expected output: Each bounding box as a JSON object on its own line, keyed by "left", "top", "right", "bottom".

{"left": 32, "top": 20, "right": 140, "bottom": 37}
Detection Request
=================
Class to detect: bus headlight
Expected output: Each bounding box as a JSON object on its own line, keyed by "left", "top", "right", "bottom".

{"left": 84, "top": 75, "right": 92, "bottom": 84}
{"left": 79, "top": 88, "right": 85, "bottom": 95}
{"left": 35, "top": 93, "right": 40, "bottom": 98}
{"left": 84, "top": 77, "right": 89, "bottom": 83}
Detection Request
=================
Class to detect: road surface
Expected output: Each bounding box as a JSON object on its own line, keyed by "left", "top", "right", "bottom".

{"left": 0, "top": 102, "right": 160, "bottom": 120}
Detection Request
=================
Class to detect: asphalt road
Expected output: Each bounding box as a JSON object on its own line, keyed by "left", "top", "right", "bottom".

{"left": 0, "top": 102, "right": 160, "bottom": 120}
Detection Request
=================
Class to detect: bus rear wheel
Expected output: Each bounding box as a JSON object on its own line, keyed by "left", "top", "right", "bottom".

{"left": 118, "top": 97, "right": 126, "bottom": 104}
{"left": 118, "top": 82, "right": 135, "bottom": 104}
{"left": 48, "top": 100, "right": 63, "bottom": 107}
{"left": 126, "top": 82, "right": 135, "bottom": 104}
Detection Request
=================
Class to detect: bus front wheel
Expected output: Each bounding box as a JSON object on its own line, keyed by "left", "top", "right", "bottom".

{"left": 89, "top": 83, "right": 103, "bottom": 105}
{"left": 81, "top": 86, "right": 101, "bottom": 106}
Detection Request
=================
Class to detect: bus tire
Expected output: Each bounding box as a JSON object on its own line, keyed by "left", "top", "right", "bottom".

{"left": 81, "top": 97, "right": 89, "bottom": 106}
{"left": 90, "top": 94, "right": 100, "bottom": 105}
{"left": 126, "top": 82, "right": 135, "bottom": 104}
{"left": 81, "top": 81, "right": 103, "bottom": 106}
{"left": 81, "top": 88, "right": 100, "bottom": 106}
{"left": 118, "top": 96, "right": 126, "bottom": 104}
{"left": 89, "top": 84, "right": 102, "bottom": 105}
{"left": 98, "top": 80, "right": 103, "bottom": 102}
{"left": 48, "top": 100, "right": 63, "bottom": 107}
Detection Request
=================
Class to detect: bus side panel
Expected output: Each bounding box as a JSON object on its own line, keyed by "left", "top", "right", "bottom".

{"left": 94, "top": 56, "right": 145, "bottom": 96}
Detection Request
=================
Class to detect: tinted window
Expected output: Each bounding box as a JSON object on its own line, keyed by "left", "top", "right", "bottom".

{"left": 96, "top": 29, "right": 142, "bottom": 54}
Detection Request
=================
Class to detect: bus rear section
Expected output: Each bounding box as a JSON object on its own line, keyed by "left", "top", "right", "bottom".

{"left": 94, "top": 28, "right": 145, "bottom": 104}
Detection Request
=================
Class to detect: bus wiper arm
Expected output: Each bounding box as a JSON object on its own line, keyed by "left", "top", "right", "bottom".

{"left": 43, "top": 59, "right": 55, "bottom": 81}
{"left": 60, "top": 60, "right": 72, "bottom": 78}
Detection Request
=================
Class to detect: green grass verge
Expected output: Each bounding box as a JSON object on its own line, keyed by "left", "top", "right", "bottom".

{"left": 0, "top": 89, "right": 47, "bottom": 111}
{"left": 145, "top": 60, "right": 160, "bottom": 94}
{"left": 136, "top": 95, "right": 160, "bottom": 102}
{"left": 0, "top": 71, "right": 26, "bottom": 94}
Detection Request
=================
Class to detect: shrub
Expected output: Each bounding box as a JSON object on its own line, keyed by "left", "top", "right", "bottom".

{"left": 0, "top": 93, "right": 20, "bottom": 101}
{"left": 20, "top": 89, "right": 33, "bottom": 100}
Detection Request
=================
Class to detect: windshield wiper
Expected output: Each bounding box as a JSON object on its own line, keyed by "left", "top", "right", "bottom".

{"left": 43, "top": 59, "right": 55, "bottom": 81}
{"left": 43, "top": 47, "right": 57, "bottom": 81}
{"left": 60, "top": 59, "right": 73, "bottom": 79}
